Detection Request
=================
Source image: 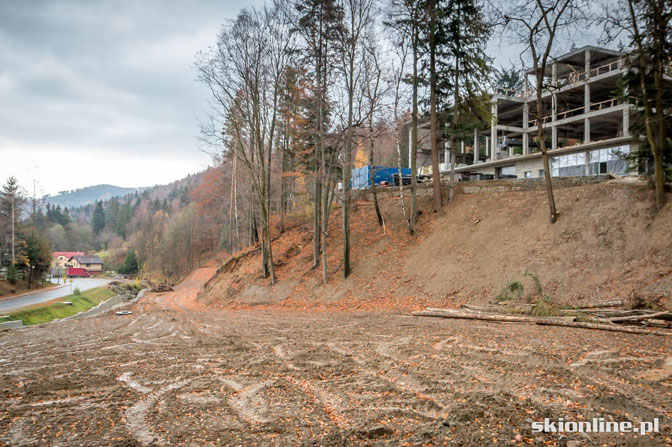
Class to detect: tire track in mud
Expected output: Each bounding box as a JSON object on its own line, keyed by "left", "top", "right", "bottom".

{"left": 123, "top": 378, "right": 192, "bottom": 446}
{"left": 2, "top": 307, "right": 671, "bottom": 446}
{"left": 325, "top": 340, "right": 448, "bottom": 420}
{"left": 220, "top": 377, "right": 276, "bottom": 424}
{"left": 271, "top": 342, "right": 351, "bottom": 430}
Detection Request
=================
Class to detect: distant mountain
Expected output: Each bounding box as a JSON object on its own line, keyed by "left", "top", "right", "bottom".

{"left": 43, "top": 184, "right": 147, "bottom": 209}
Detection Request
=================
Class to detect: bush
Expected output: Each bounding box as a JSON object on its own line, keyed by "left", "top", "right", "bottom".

{"left": 7, "top": 264, "right": 17, "bottom": 285}
{"left": 73, "top": 287, "right": 81, "bottom": 295}
{"left": 495, "top": 280, "right": 525, "bottom": 302}
{"left": 494, "top": 271, "right": 550, "bottom": 304}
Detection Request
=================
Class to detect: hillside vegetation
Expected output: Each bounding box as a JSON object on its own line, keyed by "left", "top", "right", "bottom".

{"left": 43, "top": 184, "right": 145, "bottom": 209}
{"left": 199, "top": 180, "right": 672, "bottom": 311}
{"left": 5, "top": 286, "right": 116, "bottom": 325}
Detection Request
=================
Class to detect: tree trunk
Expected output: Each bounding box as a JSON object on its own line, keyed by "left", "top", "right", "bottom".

{"left": 313, "top": 35, "right": 323, "bottom": 269}
{"left": 449, "top": 2, "right": 460, "bottom": 204}
{"left": 396, "top": 134, "right": 414, "bottom": 234}
{"left": 320, "top": 38, "right": 330, "bottom": 284}
{"left": 536, "top": 73, "right": 557, "bottom": 223}
{"left": 653, "top": 66, "right": 666, "bottom": 210}
{"left": 428, "top": 0, "right": 442, "bottom": 212}
{"left": 342, "top": 82, "right": 354, "bottom": 279}
{"left": 369, "top": 122, "right": 383, "bottom": 226}
{"left": 410, "top": 30, "right": 419, "bottom": 226}
{"left": 279, "top": 133, "right": 286, "bottom": 233}
{"left": 233, "top": 153, "right": 240, "bottom": 249}
{"left": 449, "top": 150, "right": 456, "bottom": 201}
{"left": 229, "top": 158, "right": 236, "bottom": 252}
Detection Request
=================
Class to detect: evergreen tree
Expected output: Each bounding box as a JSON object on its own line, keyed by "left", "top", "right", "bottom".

{"left": 495, "top": 65, "right": 524, "bottom": 91}
{"left": 92, "top": 201, "right": 106, "bottom": 235}
{"left": 25, "top": 234, "right": 52, "bottom": 289}
{"left": 427, "top": 0, "right": 492, "bottom": 202}
{"left": 6, "top": 263, "right": 18, "bottom": 285}
{"left": 0, "top": 176, "right": 25, "bottom": 266}
{"left": 122, "top": 250, "right": 139, "bottom": 275}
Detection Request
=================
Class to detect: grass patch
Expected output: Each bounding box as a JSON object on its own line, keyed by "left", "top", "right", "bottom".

{"left": 495, "top": 280, "right": 525, "bottom": 303}
{"left": 4, "top": 287, "right": 116, "bottom": 325}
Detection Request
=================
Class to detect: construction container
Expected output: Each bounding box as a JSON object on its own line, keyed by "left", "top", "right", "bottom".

{"left": 351, "top": 166, "right": 412, "bottom": 189}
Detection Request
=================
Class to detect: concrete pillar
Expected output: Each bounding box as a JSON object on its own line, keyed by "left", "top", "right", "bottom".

{"left": 585, "top": 49, "right": 591, "bottom": 79}
{"left": 523, "top": 103, "right": 529, "bottom": 155}
{"left": 584, "top": 85, "right": 591, "bottom": 143}
{"left": 585, "top": 151, "right": 591, "bottom": 176}
{"left": 552, "top": 62, "right": 558, "bottom": 150}
{"left": 473, "top": 128, "right": 479, "bottom": 164}
{"left": 623, "top": 85, "right": 630, "bottom": 137}
{"left": 444, "top": 142, "right": 449, "bottom": 171}
{"left": 490, "top": 101, "right": 497, "bottom": 162}
{"left": 584, "top": 49, "right": 591, "bottom": 143}
{"left": 485, "top": 136, "right": 489, "bottom": 158}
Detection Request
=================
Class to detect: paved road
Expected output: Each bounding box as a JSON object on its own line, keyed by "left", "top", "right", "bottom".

{"left": 0, "top": 278, "right": 113, "bottom": 313}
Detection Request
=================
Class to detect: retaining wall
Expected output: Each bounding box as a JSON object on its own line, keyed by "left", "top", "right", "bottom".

{"left": 0, "top": 320, "right": 24, "bottom": 329}
{"left": 353, "top": 175, "right": 613, "bottom": 201}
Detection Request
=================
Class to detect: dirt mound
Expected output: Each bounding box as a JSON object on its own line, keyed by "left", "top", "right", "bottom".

{"left": 200, "top": 180, "right": 672, "bottom": 311}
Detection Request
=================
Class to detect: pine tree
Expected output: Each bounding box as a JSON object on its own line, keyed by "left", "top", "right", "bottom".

{"left": 0, "top": 176, "right": 24, "bottom": 265}
{"left": 92, "top": 201, "right": 106, "bottom": 235}
{"left": 123, "top": 250, "right": 139, "bottom": 275}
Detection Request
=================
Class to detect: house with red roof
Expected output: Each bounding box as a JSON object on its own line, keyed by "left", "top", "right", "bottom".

{"left": 51, "top": 252, "right": 86, "bottom": 270}
{"left": 67, "top": 255, "right": 104, "bottom": 274}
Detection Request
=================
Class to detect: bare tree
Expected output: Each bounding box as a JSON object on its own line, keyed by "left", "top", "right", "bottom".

{"left": 603, "top": 0, "right": 671, "bottom": 210}
{"left": 502, "top": 0, "right": 589, "bottom": 223}
{"left": 389, "top": 35, "right": 416, "bottom": 234}
{"left": 336, "top": 0, "right": 376, "bottom": 279}
{"left": 385, "top": 0, "right": 427, "bottom": 228}
{"left": 197, "top": 4, "right": 295, "bottom": 284}
{"left": 362, "top": 34, "right": 388, "bottom": 227}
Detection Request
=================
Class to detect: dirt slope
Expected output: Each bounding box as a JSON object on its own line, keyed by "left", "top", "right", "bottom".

{"left": 200, "top": 179, "right": 672, "bottom": 311}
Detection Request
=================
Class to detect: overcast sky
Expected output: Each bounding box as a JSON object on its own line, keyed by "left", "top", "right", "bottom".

{"left": 1, "top": 0, "right": 604, "bottom": 196}
{"left": 0, "top": 0, "right": 263, "bottom": 196}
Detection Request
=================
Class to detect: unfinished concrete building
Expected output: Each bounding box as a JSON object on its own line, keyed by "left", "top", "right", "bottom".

{"left": 413, "top": 46, "right": 647, "bottom": 180}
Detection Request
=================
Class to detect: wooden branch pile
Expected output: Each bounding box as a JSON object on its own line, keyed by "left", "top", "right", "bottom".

{"left": 413, "top": 301, "right": 672, "bottom": 336}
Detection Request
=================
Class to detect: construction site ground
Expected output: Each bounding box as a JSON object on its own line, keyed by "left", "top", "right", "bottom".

{"left": 1, "top": 179, "right": 671, "bottom": 446}
{"left": 1, "top": 264, "right": 671, "bottom": 446}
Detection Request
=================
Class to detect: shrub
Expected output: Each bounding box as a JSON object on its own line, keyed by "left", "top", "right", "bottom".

{"left": 7, "top": 263, "right": 17, "bottom": 285}
{"left": 495, "top": 280, "right": 525, "bottom": 302}
{"left": 73, "top": 287, "right": 81, "bottom": 295}
{"left": 523, "top": 270, "right": 543, "bottom": 297}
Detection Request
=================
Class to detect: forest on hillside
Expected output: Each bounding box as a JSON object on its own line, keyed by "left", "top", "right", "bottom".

{"left": 192, "top": 0, "right": 671, "bottom": 285}
{"left": 0, "top": 0, "right": 669, "bottom": 287}
{"left": 0, "top": 172, "right": 223, "bottom": 283}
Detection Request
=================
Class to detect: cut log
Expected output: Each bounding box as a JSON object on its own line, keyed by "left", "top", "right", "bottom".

{"left": 535, "top": 320, "right": 670, "bottom": 336}
{"left": 413, "top": 308, "right": 670, "bottom": 336}
{"left": 608, "top": 311, "right": 672, "bottom": 323}
{"left": 463, "top": 304, "right": 533, "bottom": 314}
{"left": 416, "top": 310, "right": 537, "bottom": 323}
{"left": 565, "top": 299, "right": 623, "bottom": 309}
{"left": 420, "top": 309, "right": 576, "bottom": 323}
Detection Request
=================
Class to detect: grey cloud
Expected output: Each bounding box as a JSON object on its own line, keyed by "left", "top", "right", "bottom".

{"left": 0, "top": 0, "right": 259, "bottom": 163}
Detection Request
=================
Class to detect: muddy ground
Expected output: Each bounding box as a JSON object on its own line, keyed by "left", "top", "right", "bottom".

{"left": 1, "top": 279, "right": 671, "bottom": 446}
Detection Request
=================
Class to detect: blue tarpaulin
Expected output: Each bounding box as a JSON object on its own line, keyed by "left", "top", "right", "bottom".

{"left": 351, "top": 165, "right": 411, "bottom": 189}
